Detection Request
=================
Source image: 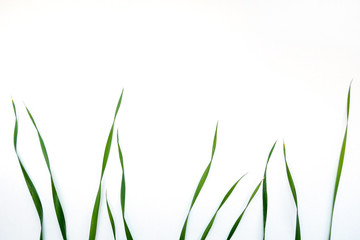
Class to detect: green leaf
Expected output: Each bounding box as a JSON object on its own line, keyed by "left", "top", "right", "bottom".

{"left": 89, "top": 89, "right": 124, "bottom": 240}
{"left": 25, "top": 106, "right": 67, "bottom": 240}
{"left": 283, "top": 141, "right": 301, "bottom": 240}
{"left": 262, "top": 141, "right": 277, "bottom": 240}
{"left": 89, "top": 186, "right": 101, "bottom": 240}
{"left": 12, "top": 100, "right": 44, "bottom": 240}
{"left": 179, "top": 122, "right": 218, "bottom": 240}
{"left": 328, "top": 82, "right": 352, "bottom": 240}
{"left": 106, "top": 191, "right": 116, "bottom": 239}
{"left": 117, "top": 130, "right": 133, "bottom": 240}
{"left": 200, "top": 173, "right": 247, "bottom": 240}
{"left": 227, "top": 180, "right": 262, "bottom": 240}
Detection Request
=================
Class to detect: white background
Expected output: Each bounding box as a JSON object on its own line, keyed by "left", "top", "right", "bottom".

{"left": 1, "top": 0, "right": 360, "bottom": 239}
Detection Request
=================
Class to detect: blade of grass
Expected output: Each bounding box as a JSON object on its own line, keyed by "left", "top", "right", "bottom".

{"left": 200, "top": 173, "right": 247, "bottom": 240}
{"left": 328, "top": 82, "right": 352, "bottom": 240}
{"left": 262, "top": 141, "right": 277, "bottom": 240}
{"left": 226, "top": 180, "right": 262, "bottom": 240}
{"left": 25, "top": 106, "right": 67, "bottom": 240}
{"left": 106, "top": 191, "right": 116, "bottom": 240}
{"left": 12, "top": 100, "right": 44, "bottom": 240}
{"left": 89, "top": 89, "right": 124, "bottom": 240}
{"left": 179, "top": 122, "right": 218, "bottom": 240}
{"left": 117, "top": 130, "right": 133, "bottom": 240}
{"left": 283, "top": 141, "right": 301, "bottom": 240}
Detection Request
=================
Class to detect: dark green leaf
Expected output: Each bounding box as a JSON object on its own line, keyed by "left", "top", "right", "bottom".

{"left": 262, "top": 141, "right": 277, "bottom": 240}
{"left": 227, "top": 180, "right": 262, "bottom": 240}
{"left": 25, "top": 106, "right": 67, "bottom": 240}
{"left": 283, "top": 141, "right": 301, "bottom": 240}
{"left": 89, "top": 90, "right": 124, "bottom": 240}
{"left": 328, "top": 83, "right": 352, "bottom": 240}
{"left": 200, "top": 173, "right": 247, "bottom": 240}
{"left": 117, "top": 130, "right": 133, "bottom": 240}
{"left": 106, "top": 192, "right": 116, "bottom": 239}
{"left": 12, "top": 100, "right": 44, "bottom": 240}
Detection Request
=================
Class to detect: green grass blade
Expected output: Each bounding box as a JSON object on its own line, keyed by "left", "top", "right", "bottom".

{"left": 117, "top": 130, "right": 133, "bottom": 240}
{"left": 89, "top": 186, "right": 101, "bottom": 240}
{"left": 226, "top": 180, "right": 262, "bottom": 240}
{"left": 106, "top": 191, "right": 116, "bottom": 240}
{"left": 25, "top": 106, "right": 67, "bottom": 240}
{"left": 200, "top": 173, "right": 247, "bottom": 240}
{"left": 12, "top": 100, "right": 44, "bottom": 240}
{"left": 262, "top": 141, "right": 277, "bottom": 240}
{"left": 89, "top": 89, "right": 124, "bottom": 240}
{"left": 328, "top": 82, "right": 352, "bottom": 240}
{"left": 283, "top": 141, "right": 301, "bottom": 240}
{"left": 179, "top": 122, "right": 218, "bottom": 240}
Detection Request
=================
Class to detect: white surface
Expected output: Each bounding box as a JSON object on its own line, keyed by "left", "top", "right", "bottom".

{"left": 1, "top": 0, "right": 360, "bottom": 239}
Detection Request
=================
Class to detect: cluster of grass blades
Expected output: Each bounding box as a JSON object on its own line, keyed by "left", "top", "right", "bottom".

{"left": 11, "top": 82, "right": 353, "bottom": 239}
{"left": 12, "top": 100, "right": 44, "bottom": 240}
{"left": 12, "top": 100, "right": 67, "bottom": 240}
{"left": 88, "top": 89, "right": 133, "bottom": 240}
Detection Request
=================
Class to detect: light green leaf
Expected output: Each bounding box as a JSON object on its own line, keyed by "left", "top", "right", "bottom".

{"left": 179, "top": 122, "right": 218, "bottom": 240}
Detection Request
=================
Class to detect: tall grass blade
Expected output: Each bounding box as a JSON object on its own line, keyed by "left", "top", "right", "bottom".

{"left": 200, "top": 173, "right": 247, "bottom": 240}
{"left": 89, "top": 89, "right": 124, "bottom": 240}
{"left": 328, "top": 82, "right": 352, "bottom": 240}
{"left": 12, "top": 100, "right": 44, "bottom": 240}
{"left": 25, "top": 106, "right": 67, "bottom": 240}
{"left": 262, "top": 141, "right": 277, "bottom": 240}
{"left": 226, "top": 180, "right": 262, "bottom": 240}
{"left": 179, "top": 122, "right": 218, "bottom": 240}
{"left": 283, "top": 141, "right": 301, "bottom": 240}
{"left": 106, "top": 191, "right": 116, "bottom": 239}
{"left": 117, "top": 130, "right": 133, "bottom": 240}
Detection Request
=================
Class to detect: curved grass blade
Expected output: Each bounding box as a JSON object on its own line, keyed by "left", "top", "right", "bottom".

{"left": 262, "top": 141, "right": 277, "bottom": 240}
{"left": 117, "top": 130, "right": 133, "bottom": 240}
{"left": 25, "top": 106, "right": 67, "bottom": 240}
{"left": 283, "top": 141, "right": 301, "bottom": 240}
{"left": 89, "top": 89, "right": 124, "bottom": 240}
{"left": 200, "top": 173, "right": 247, "bottom": 240}
{"left": 106, "top": 191, "right": 116, "bottom": 239}
{"left": 179, "top": 122, "right": 218, "bottom": 240}
{"left": 12, "top": 100, "right": 44, "bottom": 240}
{"left": 227, "top": 180, "right": 262, "bottom": 240}
{"left": 328, "top": 82, "right": 352, "bottom": 240}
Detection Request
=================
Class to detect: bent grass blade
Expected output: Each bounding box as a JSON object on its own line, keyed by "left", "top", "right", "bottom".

{"left": 283, "top": 141, "right": 301, "bottom": 240}
{"left": 179, "top": 122, "right": 218, "bottom": 240}
{"left": 227, "top": 180, "right": 262, "bottom": 240}
{"left": 25, "top": 106, "right": 67, "bottom": 240}
{"left": 200, "top": 173, "right": 247, "bottom": 240}
{"left": 89, "top": 89, "right": 124, "bottom": 240}
{"left": 106, "top": 191, "right": 116, "bottom": 240}
{"left": 12, "top": 100, "right": 44, "bottom": 240}
{"left": 262, "top": 141, "right": 277, "bottom": 240}
{"left": 117, "top": 130, "right": 133, "bottom": 240}
{"left": 328, "top": 82, "right": 352, "bottom": 240}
